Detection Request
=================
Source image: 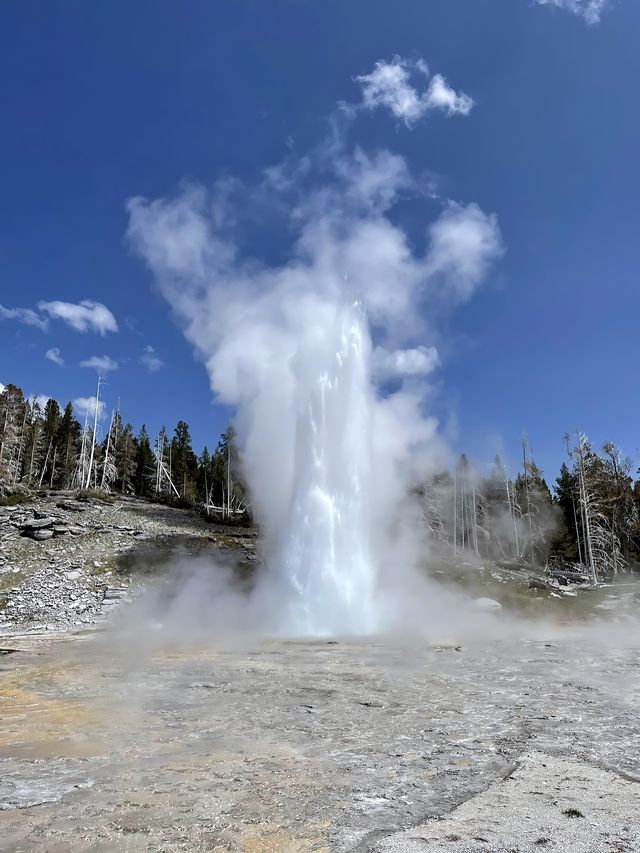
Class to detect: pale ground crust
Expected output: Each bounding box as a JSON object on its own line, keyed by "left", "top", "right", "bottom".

{"left": 376, "top": 751, "right": 640, "bottom": 853}
{"left": 1, "top": 632, "right": 639, "bottom": 852}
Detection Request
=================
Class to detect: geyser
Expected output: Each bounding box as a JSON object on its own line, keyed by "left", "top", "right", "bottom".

{"left": 126, "top": 82, "right": 502, "bottom": 636}
{"left": 280, "top": 301, "right": 378, "bottom": 635}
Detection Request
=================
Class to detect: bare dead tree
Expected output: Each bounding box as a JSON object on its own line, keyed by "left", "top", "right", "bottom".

{"left": 73, "top": 411, "right": 91, "bottom": 490}
{"left": 154, "top": 430, "right": 180, "bottom": 498}
{"left": 423, "top": 479, "right": 445, "bottom": 541}
{"left": 521, "top": 432, "right": 535, "bottom": 563}
{"left": 84, "top": 376, "right": 102, "bottom": 490}
{"left": 100, "top": 407, "right": 118, "bottom": 491}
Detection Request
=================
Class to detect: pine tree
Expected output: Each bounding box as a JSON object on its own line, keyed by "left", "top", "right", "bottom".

{"left": 134, "top": 425, "right": 154, "bottom": 496}
{"left": 210, "top": 424, "right": 246, "bottom": 516}
{"left": 0, "top": 384, "right": 30, "bottom": 489}
{"left": 171, "top": 420, "right": 198, "bottom": 500}
{"left": 601, "top": 442, "right": 635, "bottom": 563}
{"left": 514, "top": 460, "right": 554, "bottom": 565}
{"left": 114, "top": 422, "right": 137, "bottom": 494}
{"left": 631, "top": 476, "right": 640, "bottom": 564}
{"left": 198, "top": 446, "right": 212, "bottom": 509}
{"left": 23, "top": 399, "right": 48, "bottom": 487}
{"left": 38, "top": 399, "right": 62, "bottom": 487}
{"left": 56, "top": 402, "right": 81, "bottom": 488}
{"left": 551, "top": 462, "right": 580, "bottom": 562}
{"left": 0, "top": 385, "right": 29, "bottom": 490}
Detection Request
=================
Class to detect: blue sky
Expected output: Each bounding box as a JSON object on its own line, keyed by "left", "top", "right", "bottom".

{"left": 0, "top": 0, "right": 638, "bottom": 483}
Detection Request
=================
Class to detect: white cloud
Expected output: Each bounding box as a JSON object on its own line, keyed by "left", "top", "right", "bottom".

{"left": 140, "top": 345, "right": 163, "bottom": 372}
{"left": 372, "top": 345, "right": 440, "bottom": 381}
{"left": 424, "top": 74, "right": 474, "bottom": 117}
{"left": 45, "top": 347, "right": 64, "bottom": 366}
{"left": 0, "top": 382, "right": 5, "bottom": 394}
{"left": 73, "top": 396, "right": 106, "bottom": 421}
{"left": 355, "top": 57, "right": 474, "bottom": 126}
{"left": 1, "top": 300, "right": 118, "bottom": 336}
{"left": 534, "top": 0, "right": 610, "bottom": 24}
{"left": 0, "top": 303, "right": 48, "bottom": 330}
{"left": 356, "top": 58, "right": 429, "bottom": 124}
{"left": 38, "top": 300, "right": 118, "bottom": 334}
{"left": 79, "top": 355, "right": 118, "bottom": 373}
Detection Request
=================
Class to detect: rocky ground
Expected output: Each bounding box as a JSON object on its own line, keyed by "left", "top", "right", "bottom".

{"left": 0, "top": 493, "right": 256, "bottom": 636}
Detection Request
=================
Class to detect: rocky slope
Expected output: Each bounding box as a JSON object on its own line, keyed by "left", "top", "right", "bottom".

{"left": 0, "top": 494, "right": 255, "bottom": 635}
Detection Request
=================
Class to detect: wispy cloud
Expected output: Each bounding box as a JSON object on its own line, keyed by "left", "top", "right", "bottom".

{"left": 0, "top": 303, "right": 49, "bottom": 331}
{"left": 423, "top": 74, "right": 475, "bottom": 117}
{"left": 45, "top": 347, "right": 64, "bottom": 366}
{"left": 354, "top": 57, "right": 473, "bottom": 126}
{"left": 38, "top": 300, "right": 118, "bottom": 334}
{"left": 1, "top": 299, "right": 118, "bottom": 335}
{"left": 80, "top": 355, "right": 118, "bottom": 373}
{"left": 73, "top": 396, "right": 106, "bottom": 421}
{"left": 140, "top": 345, "right": 163, "bottom": 372}
{"left": 534, "top": 0, "right": 611, "bottom": 24}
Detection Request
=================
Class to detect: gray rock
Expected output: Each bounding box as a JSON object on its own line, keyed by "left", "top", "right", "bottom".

{"left": 30, "top": 529, "right": 55, "bottom": 541}
{"left": 474, "top": 597, "right": 502, "bottom": 611}
{"left": 22, "top": 517, "right": 54, "bottom": 531}
{"left": 55, "top": 500, "right": 86, "bottom": 513}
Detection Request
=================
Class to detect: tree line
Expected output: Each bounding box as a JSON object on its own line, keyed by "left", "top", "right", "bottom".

{"left": 2, "top": 380, "right": 639, "bottom": 578}
{"left": 423, "top": 434, "right": 640, "bottom": 579}
{"left": 0, "top": 382, "right": 245, "bottom": 517}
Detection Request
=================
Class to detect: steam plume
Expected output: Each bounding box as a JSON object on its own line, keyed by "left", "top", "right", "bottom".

{"left": 127, "top": 78, "right": 503, "bottom": 635}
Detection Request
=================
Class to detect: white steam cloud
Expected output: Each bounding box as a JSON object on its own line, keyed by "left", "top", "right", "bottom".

{"left": 127, "top": 67, "right": 503, "bottom": 635}
{"left": 372, "top": 345, "right": 440, "bottom": 381}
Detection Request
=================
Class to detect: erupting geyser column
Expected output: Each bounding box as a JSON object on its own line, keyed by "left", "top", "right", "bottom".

{"left": 279, "top": 302, "right": 379, "bottom": 635}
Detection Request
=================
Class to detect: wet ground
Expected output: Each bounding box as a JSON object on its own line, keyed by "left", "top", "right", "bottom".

{"left": 1, "top": 602, "right": 639, "bottom": 852}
